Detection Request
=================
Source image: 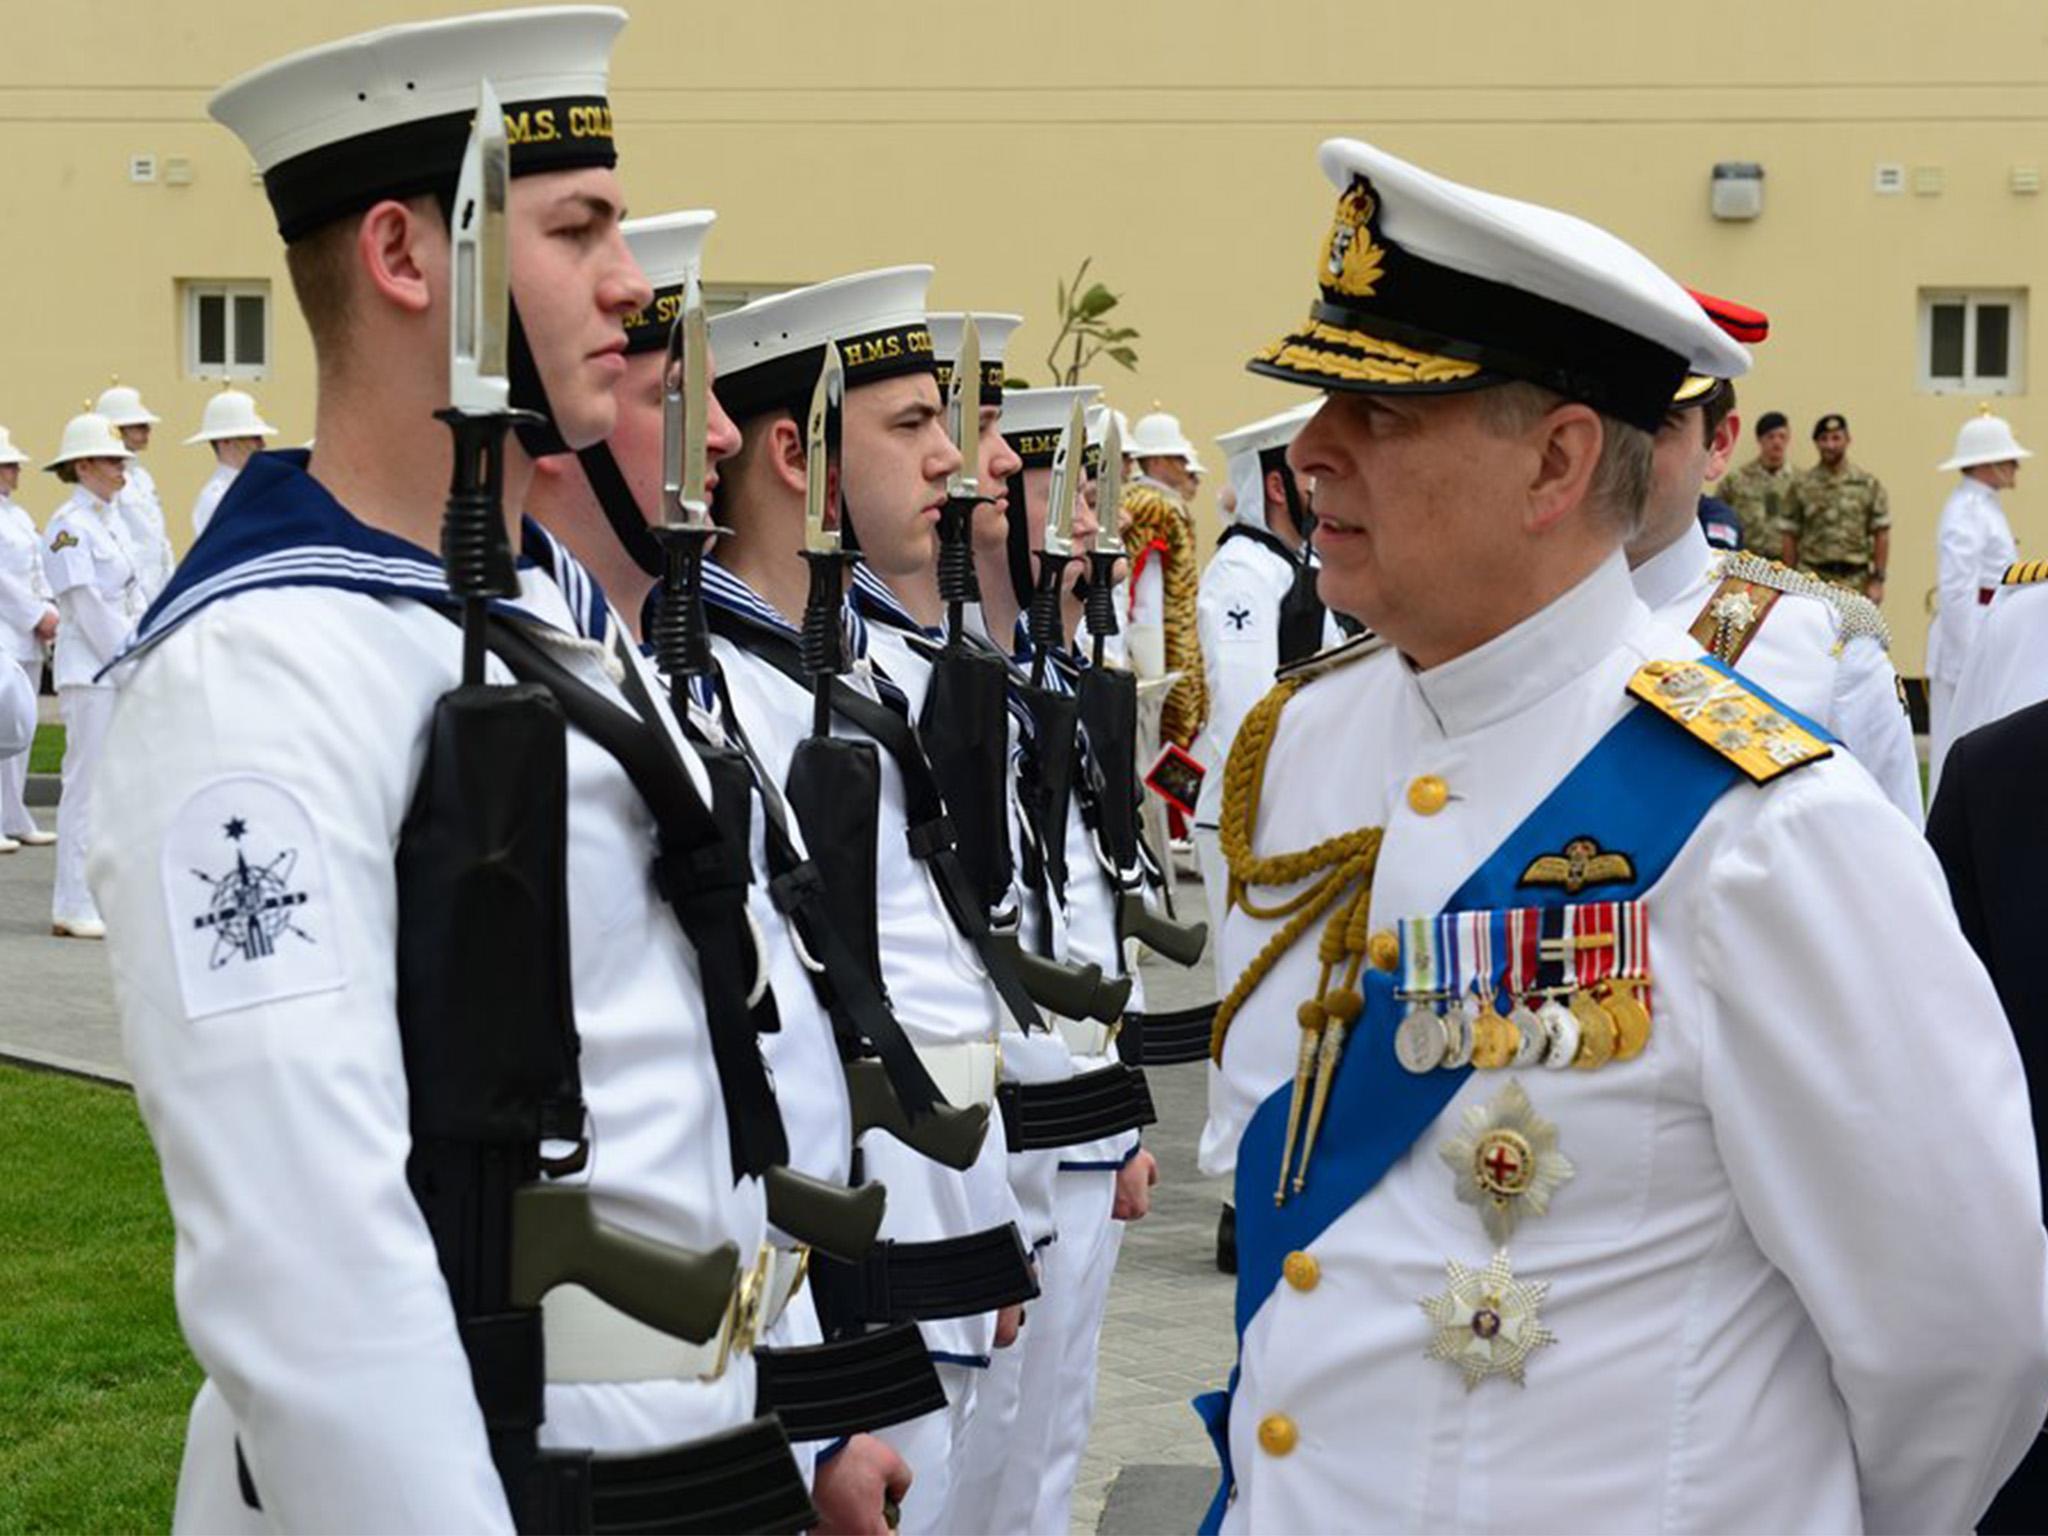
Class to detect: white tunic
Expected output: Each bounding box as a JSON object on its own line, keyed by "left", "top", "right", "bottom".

{"left": 1193, "top": 528, "right": 1338, "bottom": 828}
{"left": 1928, "top": 475, "right": 2015, "bottom": 687}
{"left": 0, "top": 493, "right": 56, "bottom": 663}
{"left": 43, "top": 486, "right": 143, "bottom": 688}
{"left": 1211, "top": 555, "right": 2047, "bottom": 1535}
{"left": 1630, "top": 523, "right": 1922, "bottom": 824}
{"left": 1932, "top": 578, "right": 2048, "bottom": 798}
{"left": 90, "top": 571, "right": 767, "bottom": 1533}
{"left": 190, "top": 462, "right": 239, "bottom": 541}
{"left": 114, "top": 460, "right": 176, "bottom": 599}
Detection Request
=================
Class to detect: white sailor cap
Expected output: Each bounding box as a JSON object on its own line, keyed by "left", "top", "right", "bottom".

{"left": 928, "top": 313, "right": 1023, "bottom": 408}
{"left": 1001, "top": 385, "right": 1102, "bottom": 470}
{"left": 209, "top": 6, "right": 626, "bottom": 243}
{"left": 710, "top": 265, "right": 937, "bottom": 423}
{"left": 1216, "top": 400, "right": 1320, "bottom": 465}
{"left": 620, "top": 210, "right": 716, "bottom": 357}
{"left": 1253, "top": 138, "right": 1750, "bottom": 432}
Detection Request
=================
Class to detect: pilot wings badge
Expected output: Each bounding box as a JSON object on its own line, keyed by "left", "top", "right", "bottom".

{"left": 1518, "top": 836, "right": 1635, "bottom": 895}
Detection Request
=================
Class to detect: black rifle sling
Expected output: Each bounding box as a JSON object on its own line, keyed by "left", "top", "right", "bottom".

{"left": 910, "top": 637, "right": 1015, "bottom": 915}
{"left": 1075, "top": 664, "right": 1143, "bottom": 878}
{"left": 1219, "top": 523, "right": 1329, "bottom": 667}
{"left": 1014, "top": 679, "right": 1080, "bottom": 909}
{"left": 785, "top": 734, "right": 887, "bottom": 996}
{"left": 703, "top": 669, "right": 946, "bottom": 1120}
{"left": 482, "top": 616, "right": 788, "bottom": 1181}
{"left": 704, "top": 603, "right": 1048, "bottom": 1034}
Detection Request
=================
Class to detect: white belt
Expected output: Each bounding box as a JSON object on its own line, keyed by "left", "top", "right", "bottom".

{"left": 911, "top": 1039, "right": 1001, "bottom": 1108}
{"left": 542, "top": 1244, "right": 807, "bottom": 1385}
{"left": 1057, "top": 1016, "right": 1120, "bottom": 1061}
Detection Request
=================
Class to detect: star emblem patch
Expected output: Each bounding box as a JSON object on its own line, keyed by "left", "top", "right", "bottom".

{"left": 1438, "top": 1078, "right": 1575, "bottom": 1244}
{"left": 1226, "top": 604, "right": 1252, "bottom": 630}
{"left": 1421, "top": 1250, "right": 1557, "bottom": 1389}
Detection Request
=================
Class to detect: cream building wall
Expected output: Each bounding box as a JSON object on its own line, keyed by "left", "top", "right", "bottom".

{"left": 3, "top": 0, "right": 2043, "bottom": 673}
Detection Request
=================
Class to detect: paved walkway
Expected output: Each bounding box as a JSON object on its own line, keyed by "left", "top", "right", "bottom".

{"left": 0, "top": 832, "right": 1237, "bottom": 1533}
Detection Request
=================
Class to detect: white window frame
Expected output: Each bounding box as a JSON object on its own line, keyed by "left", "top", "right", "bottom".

{"left": 182, "top": 280, "right": 272, "bottom": 381}
{"left": 1917, "top": 288, "right": 2026, "bottom": 396}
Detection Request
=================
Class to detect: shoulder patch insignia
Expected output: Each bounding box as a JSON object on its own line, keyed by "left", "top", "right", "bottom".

{"left": 49, "top": 530, "right": 78, "bottom": 553}
{"left": 1276, "top": 627, "right": 1388, "bottom": 684}
{"left": 159, "top": 776, "right": 346, "bottom": 1021}
{"left": 1711, "top": 551, "right": 1891, "bottom": 652}
{"left": 2002, "top": 559, "right": 2048, "bottom": 587}
{"left": 1688, "top": 575, "right": 1783, "bottom": 665}
{"left": 1626, "top": 658, "right": 1833, "bottom": 785}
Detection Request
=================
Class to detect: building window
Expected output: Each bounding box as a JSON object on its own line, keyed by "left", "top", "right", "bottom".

{"left": 1918, "top": 289, "right": 2025, "bottom": 395}
{"left": 183, "top": 281, "right": 270, "bottom": 380}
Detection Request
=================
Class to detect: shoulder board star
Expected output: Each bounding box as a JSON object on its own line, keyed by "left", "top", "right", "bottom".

{"left": 1711, "top": 552, "right": 1891, "bottom": 652}
{"left": 2002, "top": 559, "right": 2048, "bottom": 587}
{"left": 1276, "top": 628, "right": 1388, "bottom": 685}
{"left": 1627, "top": 658, "right": 1833, "bottom": 785}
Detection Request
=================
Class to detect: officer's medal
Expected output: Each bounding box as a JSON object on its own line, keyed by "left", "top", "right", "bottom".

{"left": 1439, "top": 1078, "right": 1575, "bottom": 1244}
{"left": 1394, "top": 917, "right": 1450, "bottom": 1074}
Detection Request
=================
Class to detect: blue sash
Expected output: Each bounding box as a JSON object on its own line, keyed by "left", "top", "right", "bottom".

{"left": 1195, "top": 676, "right": 1831, "bottom": 1531}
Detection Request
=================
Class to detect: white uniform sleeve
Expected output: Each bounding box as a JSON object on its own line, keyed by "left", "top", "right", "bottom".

{"left": 88, "top": 600, "right": 514, "bottom": 1532}
{"left": 1828, "top": 636, "right": 1922, "bottom": 825}
{"left": 1700, "top": 770, "right": 2048, "bottom": 1533}
{"left": 1127, "top": 562, "right": 1166, "bottom": 677}
{"left": 1934, "top": 587, "right": 2048, "bottom": 800}
{"left": 1934, "top": 497, "right": 1984, "bottom": 677}
{"left": 0, "top": 654, "right": 31, "bottom": 756}
{"left": 1197, "top": 568, "right": 1281, "bottom": 779}
{"left": 0, "top": 552, "right": 46, "bottom": 637}
{"left": 61, "top": 571, "right": 133, "bottom": 662}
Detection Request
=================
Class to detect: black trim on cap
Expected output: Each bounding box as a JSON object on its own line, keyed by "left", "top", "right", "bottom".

{"left": 1002, "top": 428, "right": 1066, "bottom": 470}
{"left": 934, "top": 357, "right": 1005, "bottom": 409}
{"left": 714, "top": 323, "right": 936, "bottom": 425}
{"left": 264, "top": 95, "right": 617, "bottom": 242}
{"left": 623, "top": 283, "right": 684, "bottom": 357}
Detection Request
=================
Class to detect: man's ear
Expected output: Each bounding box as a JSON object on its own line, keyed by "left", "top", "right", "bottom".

{"left": 768, "top": 415, "right": 809, "bottom": 498}
{"left": 1705, "top": 410, "right": 1741, "bottom": 481}
{"left": 531, "top": 451, "right": 576, "bottom": 484}
{"left": 1524, "top": 402, "right": 1604, "bottom": 536}
{"left": 356, "top": 198, "right": 437, "bottom": 317}
{"left": 1264, "top": 468, "right": 1291, "bottom": 522}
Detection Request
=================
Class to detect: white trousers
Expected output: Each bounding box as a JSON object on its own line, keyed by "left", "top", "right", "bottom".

{"left": 874, "top": 1358, "right": 978, "bottom": 1536}
{"left": 56, "top": 683, "right": 113, "bottom": 925}
{"left": 990, "top": 1167, "right": 1125, "bottom": 1536}
{"left": 1, "top": 657, "right": 40, "bottom": 837}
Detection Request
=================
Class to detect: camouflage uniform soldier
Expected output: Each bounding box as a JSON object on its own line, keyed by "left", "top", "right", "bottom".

{"left": 1783, "top": 412, "right": 1890, "bottom": 601}
{"left": 1716, "top": 408, "right": 1794, "bottom": 553}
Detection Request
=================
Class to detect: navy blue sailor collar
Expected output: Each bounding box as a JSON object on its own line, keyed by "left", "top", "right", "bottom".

{"left": 109, "top": 449, "right": 608, "bottom": 674}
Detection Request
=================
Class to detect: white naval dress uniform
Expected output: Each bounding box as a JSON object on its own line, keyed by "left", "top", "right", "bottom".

{"left": 706, "top": 584, "right": 1026, "bottom": 1536}
{"left": 113, "top": 460, "right": 176, "bottom": 602}
{"left": 44, "top": 486, "right": 143, "bottom": 927}
{"left": 88, "top": 500, "right": 769, "bottom": 1532}
{"left": 1936, "top": 579, "right": 2048, "bottom": 800}
{"left": 1629, "top": 522, "right": 1922, "bottom": 824}
{"left": 190, "top": 461, "right": 240, "bottom": 542}
{"left": 0, "top": 635, "right": 30, "bottom": 758}
{"left": 1207, "top": 555, "right": 2048, "bottom": 1534}
{"left": 0, "top": 492, "right": 56, "bottom": 837}
{"left": 1928, "top": 475, "right": 2017, "bottom": 779}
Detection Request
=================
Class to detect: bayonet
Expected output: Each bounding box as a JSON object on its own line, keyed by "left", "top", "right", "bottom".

{"left": 1085, "top": 408, "right": 1126, "bottom": 667}
{"left": 945, "top": 315, "right": 981, "bottom": 501}
{"left": 648, "top": 261, "right": 720, "bottom": 699}
{"left": 1029, "top": 396, "right": 1087, "bottom": 684}
{"left": 450, "top": 80, "right": 510, "bottom": 415}
{"left": 804, "top": 341, "right": 845, "bottom": 555}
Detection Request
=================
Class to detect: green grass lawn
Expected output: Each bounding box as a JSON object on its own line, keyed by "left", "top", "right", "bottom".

{"left": 0, "top": 1067, "right": 196, "bottom": 1533}
{"left": 29, "top": 724, "right": 64, "bottom": 777}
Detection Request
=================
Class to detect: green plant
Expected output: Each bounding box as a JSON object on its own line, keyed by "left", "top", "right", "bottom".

{"left": 1045, "top": 259, "right": 1140, "bottom": 385}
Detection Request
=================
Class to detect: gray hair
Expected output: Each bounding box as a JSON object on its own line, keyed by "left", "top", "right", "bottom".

{"left": 1471, "top": 382, "right": 1655, "bottom": 541}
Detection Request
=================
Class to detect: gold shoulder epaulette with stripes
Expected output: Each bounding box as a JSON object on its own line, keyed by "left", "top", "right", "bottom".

{"left": 2002, "top": 559, "right": 2048, "bottom": 587}
{"left": 1275, "top": 628, "right": 1388, "bottom": 685}
{"left": 1710, "top": 552, "right": 1891, "bottom": 652}
{"left": 1626, "top": 659, "right": 1833, "bottom": 784}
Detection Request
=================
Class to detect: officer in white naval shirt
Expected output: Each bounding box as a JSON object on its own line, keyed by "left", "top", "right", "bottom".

{"left": 1623, "top": 288, "right": 1921, "bottom": 823}
{"left": 94, "top": 382, "right": 175, "bottom": 601}
{"left": 84, "top": 10, "right": 816, "bottom": 1532}
{"left": 0, "top": 424, "right": 59, "bottom": 850}
{"left": 185, "top": 389, "right": 278, "bottom": 540}
{"left": 42, "top": 410, "right": 141, "bottom": 938}
{"left": 1198, "top": 136, "right": 2048, "bottom": 1535}
{"left": 699, "top": 268, "right": 1038, "bottom": 1536}
{"left": 1927, "top": 407, "right": 2031, "bottom": 780}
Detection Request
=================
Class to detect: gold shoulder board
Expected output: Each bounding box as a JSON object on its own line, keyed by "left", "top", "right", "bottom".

{"left": 2001, "top": 560, "right": 2048, "bottom": 587}
{"left": 1626, "top": 659, "right": 1832, "bottom": 785}
{"left": 1276, "top": 628, "right": 1388, "bottom": 685}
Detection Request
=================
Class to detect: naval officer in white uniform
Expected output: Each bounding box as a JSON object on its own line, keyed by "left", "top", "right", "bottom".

{"left": 1200, "top": 136, "right": 2048, "bottom": 1536}
{"left": 94, "top": 383, "right": 176, "bottom": 602}
{"left": 0, "top": 425, "right": 59, "bottom": 850}
{"left": 86, "top": 11, "right": 813, "bottom": 1532}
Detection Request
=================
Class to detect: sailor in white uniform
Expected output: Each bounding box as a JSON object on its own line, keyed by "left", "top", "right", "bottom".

{"left": 1927, "top": 408, "right": 2031, "bottom": 781}
{"left": 186, "top": 389, "right": 279, "bottom": 541}
{"left": 41, "top": 411, "right": 142, "bottom": 937}
{"left": 0, "top": 425, "right": 59, "bottom": 850}
{"left": 1624, "top": 289, "right": 1922, "bottom": 824}
{"left": 1200, "top": 136, "right": 2048, "bottom": 1536}
{"left": 701, "top": 268, "right": 1036, "bottom": 1536}
{"left": 85, "top": 12, "right": 814, "bottom": 1532}
{"left": 94, "top": 383, "right": 176, "bottom": 601}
